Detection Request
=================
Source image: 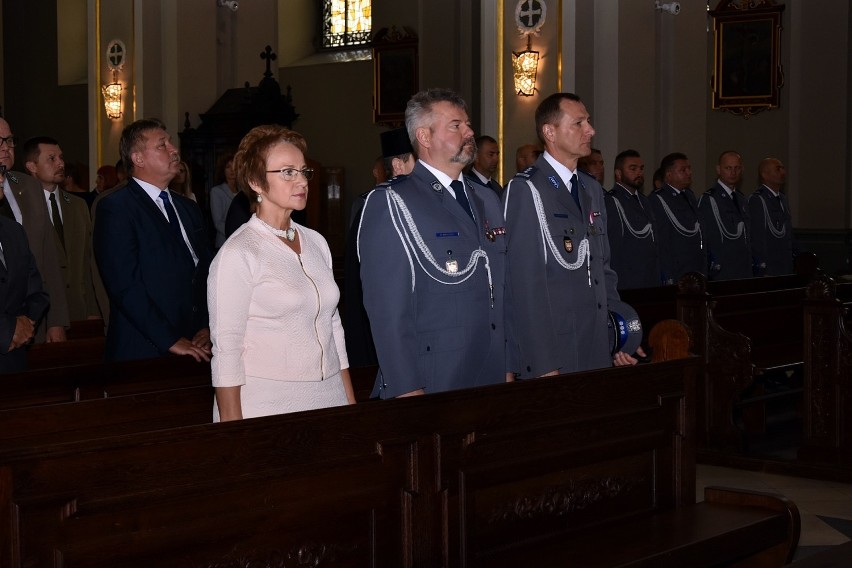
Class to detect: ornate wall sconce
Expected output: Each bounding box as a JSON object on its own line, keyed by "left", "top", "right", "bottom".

{"left": 513, "top": 36, "right": 540, "bottom": 96}
{"left": 513, "top": 0, "right": 546, "bottom": 97}
{"left": 102, "top": 70, "right": 122, "bottom": 119}
{"left": 103, "top": 39, "right": 126, "bottom": 120}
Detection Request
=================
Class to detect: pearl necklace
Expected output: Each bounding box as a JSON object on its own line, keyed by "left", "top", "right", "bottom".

{"left": 257, "top": 216, "right": 296, "bottom": 242}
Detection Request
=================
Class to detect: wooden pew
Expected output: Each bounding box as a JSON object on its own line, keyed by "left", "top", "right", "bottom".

{"left": 0, "top": 356, "right": 211, "bottom": 410}
{"left": 26, "top": 319, "right": 106, "bottom": 370}
{"left": 0, "top": 357, "right": 800, "bottom": 567}
{"left": 798, "top": 275, "right": 852, "bottom": 467}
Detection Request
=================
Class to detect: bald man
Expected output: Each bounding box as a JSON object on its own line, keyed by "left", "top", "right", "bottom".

{"left": 748, "top": 158, "right": 797, "bottom": 276}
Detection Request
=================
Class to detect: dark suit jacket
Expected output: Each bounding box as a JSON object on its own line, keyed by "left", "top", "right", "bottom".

{"left": 0, "top": 216, "right": 50, "bottom": 373}
{"left": 605, "top": 183, "right": 661, "bottom": 289}
{"left": 6, "top": 171, "right": 69, "bottom": 334}
{"left": 698, "top": 183, "right": 752, "bottom": 280}
{"left": 93, "top": 179, "right": 212, "bottom": 361}
{"left": 649, "top": 184, "right": 707, "bottom": 282}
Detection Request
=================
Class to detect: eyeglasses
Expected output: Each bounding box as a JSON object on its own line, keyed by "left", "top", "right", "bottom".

{"left": 0, "top": 136, "right": 17, "bottom": 148}
{"left": 266, "top": 167, "right": 314, "bottom": 181}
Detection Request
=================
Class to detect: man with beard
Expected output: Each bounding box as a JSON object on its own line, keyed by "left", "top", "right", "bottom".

{"left": 605, "top": 149, "right": 661, "bottom": 289}
{"left": 357, "top": 88, "right": 513, "bottom": 397}
{"left": 649, "top": 152, "right": 706, "bottom": 282}
{"left": 698, "top": 150, "right": 752, "bottom": 280}
{"left": 93, "top": 119, "right": 212, "bottom": 362}
{"left": 23, "top": 137, "right": 100, "bottom": 321}
{"left": 578, "top": 147, "right": 605, "bottom": 186}
{"left": 503, "top": 93, "right": 639, "bottom": 377}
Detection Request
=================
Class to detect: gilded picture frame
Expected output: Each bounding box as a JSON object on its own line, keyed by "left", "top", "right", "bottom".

{"left": 373, "top": 27, "right": 419, "bottom": 126}
{"left": 710, "top": 1, "right": 785, "bottom": 118}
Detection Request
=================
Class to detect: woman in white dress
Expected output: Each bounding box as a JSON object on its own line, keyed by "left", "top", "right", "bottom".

{"left": 208, "top": 125, "right": 355, "bottom": 421}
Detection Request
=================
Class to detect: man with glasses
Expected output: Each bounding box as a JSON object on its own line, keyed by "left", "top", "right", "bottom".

{"left": 0, "top": 117, "right": 69, "bottom": 342}
{"left": 93, "top": 118, "right": 212, "bottom": 362}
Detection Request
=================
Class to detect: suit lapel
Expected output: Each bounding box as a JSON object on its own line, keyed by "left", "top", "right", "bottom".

{"left": 412, "top": 165, "right": 477, "bottom": 232}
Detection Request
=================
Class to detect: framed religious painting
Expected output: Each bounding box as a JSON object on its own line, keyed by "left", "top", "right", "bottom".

{"left": 710, "top": 0, "right": 785, "bottom": 118}
{"left": 372, "top": 26, "right": 418, "bottom": 125}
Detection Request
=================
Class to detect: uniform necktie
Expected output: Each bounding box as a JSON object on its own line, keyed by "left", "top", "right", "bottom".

{"left": 49, "top": 192, "right": 65, "bottom": 249}
{"left": 775, "top": 193, "right": 785, "bottom": 212}
{"left": 450, "top": 180, "right": 474, "bottom": 222}
{"left": 569, "top": 173, "right": 581, "bottom": 213}
{"left": 159, "top": 190, "right": 183, "bottom": 240}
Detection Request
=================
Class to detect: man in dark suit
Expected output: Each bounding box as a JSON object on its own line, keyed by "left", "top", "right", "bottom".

{"left": 748, "top": 157, "right": 798, "bottom": 276}
{"left": 0, "top": 216, "right": 50, "bottom": 373}
{"left": 0, "top": 117, "right": 69, "bottom": 342}
{"left": 605, "top": 149, "right": 661, "bottom": 289}
{"left": 469, "top": 135, "right": 503, "bottom": 196}
{"left": 503, "top": 93, "right": 639, "bottom": 377}
{"left": 649, "top": 152, "right": 707, "bottom": 283}
{"left": 93, "top": 119, "right": 212, "bottom": 362}
{"left": 24, "top": 137, "right": 100, "bottom": 321}
{"left": 698, "top": 150, "right": 752, "bottom": 280}
{"left": 358, "top": 89, "right": 513, "bottom": 398}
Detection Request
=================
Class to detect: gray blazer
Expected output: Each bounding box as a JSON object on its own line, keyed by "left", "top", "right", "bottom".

{"left": 748, "top": 185, "right": 796, "bottom": 276}
{"left": 6, "top": 171, "right": 70, "bottom": 334}
{"left": 503, "top": 157, "right": 620, "bottom": 378}
{"left": 357, "top": 162, "right": 512, "bottom": 398}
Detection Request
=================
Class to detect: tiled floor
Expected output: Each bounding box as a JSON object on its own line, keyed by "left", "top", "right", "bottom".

{"left": 697, "top": 465, "right": 852, "bottom": 562}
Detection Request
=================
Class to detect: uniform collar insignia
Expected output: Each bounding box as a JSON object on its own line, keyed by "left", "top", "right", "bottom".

{"left": 62, "top": 191, "right": 71, "bottom": 203}
{"left": 548, "top": 175, "right": 560, "bottom": 189}
{"left": 431, "top": 181, "right": 443, "bottom": 193}
{"left": 6, "top": 172, "right": 18, "bottom": 184}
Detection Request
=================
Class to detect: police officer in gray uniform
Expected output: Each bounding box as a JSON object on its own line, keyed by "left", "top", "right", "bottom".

{"left": 698, "top": 150, "right": 752, "bottom": 280}
{"left": 605, "top": 149, "right": 661, "bottom": 289}
{"left": 748, "top": 157, "right": 797, "bottom": 276}
{"left": 358, "top": 88, "right": 513, "bottom": 398}
{"left": 503, "top": 93, "right": 640, "bottom": 378}
{"left": 649, "top": 152, "right": 707, "bottom": 283}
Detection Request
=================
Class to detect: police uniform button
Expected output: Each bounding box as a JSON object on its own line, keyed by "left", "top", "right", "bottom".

{"left": 594, "top": 279, "right": 599, "bottom": 285}
{"left": 597, "top": 303, "right": 602, "bottom": 309}
{"left": 526, "top": 365, "right": 532, "bottom": 372}
{"left": 491, "top": 323, "right": 496, "bottom": 330}
{"left": 192, "top": 306, "right": 198, "bottom": 312}
{"left": 426, "top": 346, "right": 431, "bottom": 351}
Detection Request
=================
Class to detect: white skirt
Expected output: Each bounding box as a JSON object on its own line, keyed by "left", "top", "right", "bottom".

{"left": 213, "top": 372, "right": 348, "bottom": 422}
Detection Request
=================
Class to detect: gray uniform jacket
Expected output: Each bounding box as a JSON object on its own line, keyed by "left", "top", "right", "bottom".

{"left": 698, "top": 183, "right": 752, "bottom": 281}
{"left": 649, "top": 184, "right": 707, "bottom": 282}
{"left": 358, "top": 162, "right": 512, "bottom": 398}
{"left": 503, "top": 157, "right": 620, "bottom": 378}
{"left": 604, "top": 183, "right": 661, "bottom": 289}
{"left": 748, "top": 185, "right": 796, "bottom": 276}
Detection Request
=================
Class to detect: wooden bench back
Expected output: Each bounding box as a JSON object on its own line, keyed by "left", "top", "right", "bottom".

{"left": 0, "top": 358, "right": 699, "bottom": 567}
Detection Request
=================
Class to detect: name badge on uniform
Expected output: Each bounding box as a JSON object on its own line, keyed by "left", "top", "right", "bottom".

{"left": 564, "top": 237, "right": 573, "bottom": 253}
{"left": 446, "top": 259, "right": 459, "bottom": 273}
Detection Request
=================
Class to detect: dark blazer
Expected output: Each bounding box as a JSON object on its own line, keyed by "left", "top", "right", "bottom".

{"left": 358, "top": 162, "right": 512, "bottom": 398}
{"left": 698, "top": 183, "right": 752, "bottom": 280}
{"left": 649, "top": 184, "right": 707, "bottom": 282}
{"left": 0, "top": 216, "right": 50, "bottom": 373}
{"left": 748, "top": 185, "right": 797, "bottom": 276}
{"left": 469, "top": 170, "right": 504, "bottom": 197}
{"left": 6, "top": 171, "right": 69, "bottom": 334}
{"left": 93, "top": 179, "right": 212, "bottom": 361}
{"left": 342, "top": 190, "right": 378, "bottom": 369}
{"left": 605, "top": 183, "right": 661, "bottom": 289}
{"left": 503, "top": 158, "right": 620, "bottom": 377}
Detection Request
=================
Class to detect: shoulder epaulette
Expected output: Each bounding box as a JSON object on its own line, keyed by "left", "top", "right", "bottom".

{"left": 513, "top": 166, "right": 538, "bottom": 180}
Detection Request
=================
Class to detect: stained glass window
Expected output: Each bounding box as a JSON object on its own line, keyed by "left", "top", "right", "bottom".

{"left": 322, "top": 0, "right": 372, "bottom": 49}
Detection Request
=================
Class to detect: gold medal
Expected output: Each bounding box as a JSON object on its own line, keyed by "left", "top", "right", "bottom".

{"left": 564, "top": 237, "right": 573, "bottom": 253}
{"left": 446, "top": 259, "right": 459, "bottom": 273}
